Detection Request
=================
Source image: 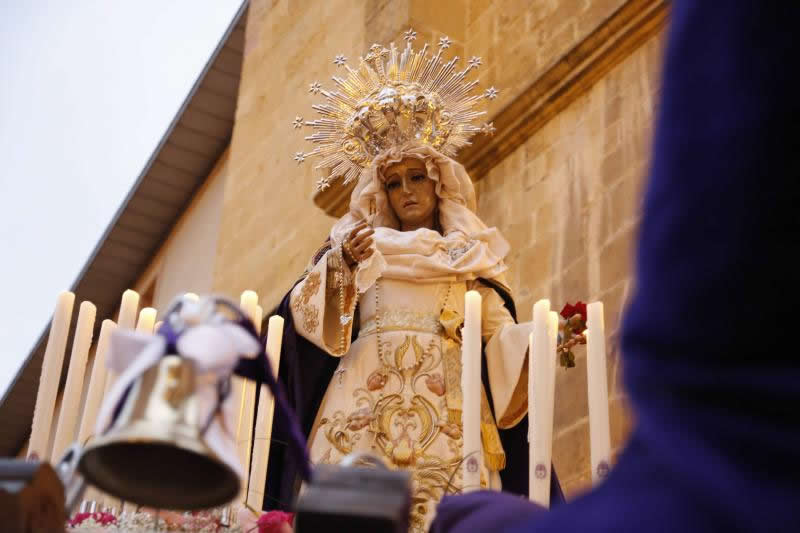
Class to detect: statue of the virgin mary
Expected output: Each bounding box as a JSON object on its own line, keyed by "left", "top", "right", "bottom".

{"left": 264, "top": 32, "right": 563, "bottom": 531}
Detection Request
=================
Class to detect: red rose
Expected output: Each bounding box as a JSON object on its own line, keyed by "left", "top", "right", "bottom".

{"left": 94, "top": 511, "right": 117, "bottom": 526}
{"left": 257, "top": 510, "right": 294, "bottom": 533}
{"left": 560, "top": 301, "right": 587, "bottom": 320}
{"left": 559, "top": 303, "right": 575, "bottom": 319}
{"left": 68, "top": 512, "right": 91, "bottom": 527}
{"left": 574, "top": 301, "right": 587, "bottom": 320}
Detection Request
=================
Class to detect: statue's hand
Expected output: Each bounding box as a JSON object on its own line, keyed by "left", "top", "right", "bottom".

{"left": 343, "top": 221, "right": 375, "bottom": 268}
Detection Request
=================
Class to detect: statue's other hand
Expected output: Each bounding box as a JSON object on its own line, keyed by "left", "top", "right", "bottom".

{"left": 344, "top": 221, "right": 375, "bottom": 267}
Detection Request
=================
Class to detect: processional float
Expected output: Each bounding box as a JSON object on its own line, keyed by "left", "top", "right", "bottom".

{"left": 0, "top": 281, "right": 610, "bottom": 532}
{"left": 2, "top": 25, "right": 615, "bottom": 530}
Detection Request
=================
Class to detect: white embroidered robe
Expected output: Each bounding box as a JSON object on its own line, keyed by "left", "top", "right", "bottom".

{"left": 289, "top": 237, "right": 531, "bottom": 532}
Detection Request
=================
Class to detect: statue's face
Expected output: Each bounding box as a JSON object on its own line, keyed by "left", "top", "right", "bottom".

{"left": 383, "top": 157, "right": 437, "bottom": 230}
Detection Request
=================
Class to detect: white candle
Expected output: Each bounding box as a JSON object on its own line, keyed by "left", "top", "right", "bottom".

{"left": 240, "top": 290, "right": 259, "bottom": 325}
{"left": 230, "top": 375, "right": 247, "bottom": 500}
{"left": 128, "top": 301, "right": 155, "bottom": 518}
{"left": 529, "top": 299, "right": 551, "bottom": 505}
{"left": 135, "top": 307, "right": 157, "bottom": 334}
{"left": 236, "top": 381, "right": 257, "bottom": 502}
{"left": 108, "top": 290, "right": 138, "bottom": 513}
{"left": 117, "top": 290, "right": 140, "bottom": 330}
{"left": 546, "top": 310, "right": 559, "bottom": 401}
{"left": 247, "top": 315, "right": 284, "bottom": 509}
{"left": 543, "top": 310, "right": 559, "bottom": 486}
{"left": 79, "top": 320, "right": 115, "bottom": 509}
{"left": 123, "top": 305, "right": 154, "bottom": 514}
{"left": 461, "top": 290, "right": 482, "bottom": 492}
{"left": 51, "top": 301, "right": 96, "bottom": 461}
{"left": 240, "top": 304, "right": 263, "bottom": 503}
{"left": 586, "top": 301, "right": 611, "bottom": 484}
{"left": 29, "top": 291, "right": 75, "bottom": 459}
{"left": 104, "top": 290, "right": 139, "bottom": 398}
{"left": 78, "top": 320, "right": 116, "bottom": 445}
{"left": 235, "top": 290, "right": 260, "bottom": 501}
{"left": 253, "top": 305, "right": 264, "bottom": 336}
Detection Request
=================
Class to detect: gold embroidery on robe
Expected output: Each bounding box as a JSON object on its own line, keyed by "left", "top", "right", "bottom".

{"left": 318, "top": 334, "right": 468, "bottom": 532}
{"left": 292, "top": 270, "right": 321, "bottom": 333}
{"left": 360, "top": 309, "right": 443, "bottom": 337}
{"left": 309, "top": 278, "right": 528, "bottom": 533}
{"left": 439, "top": 308, "right": 463, "bottom": 424}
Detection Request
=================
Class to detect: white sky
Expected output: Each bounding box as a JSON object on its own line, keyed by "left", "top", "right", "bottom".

{"left": 0, "top": 0, "right": 245, "bottom": 398}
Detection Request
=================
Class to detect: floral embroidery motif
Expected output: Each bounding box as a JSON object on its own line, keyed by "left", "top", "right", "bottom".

{"left": 346, "top": 407, "right": 373, "bottom": 431}
{"left": 367, "top": 370, "right": 388, "bottom": 391}
{"left": 311, "top": 281, "right": 509, "bottom": 532}
{"left": 318, "top": 334, "right": 467, "bottom": 532}
{"left": 438, "top": 420, "right": 462, "bottom": 439}
{"left": 292, "top": 271, "right": 321, "bottom": 333}
{"left": 425, "top": 374, "right": 446, "bottom": 396}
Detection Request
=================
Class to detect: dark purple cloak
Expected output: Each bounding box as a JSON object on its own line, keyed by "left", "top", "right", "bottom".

{"left": 432, "top": 2, "right": 800, "bottom": 532}
{"left": 259, "top": 272, "right": 564, "bottom": 511}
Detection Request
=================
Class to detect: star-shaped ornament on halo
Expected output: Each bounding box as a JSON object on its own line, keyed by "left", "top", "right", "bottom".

{"left": 468, "top": 56, "right": 482, "bottom": 69}
{"left": 366, "top": 43, "right": 389, "bottom": 61}
{"left": 293, "top": 151, "right": 306, "bottom": 164}
{"left": 309, "top": 81, "right": 322, "bottom": 94}
{"left": 292, "top": 116, "right": 304, "bottom": 129}
{"left": 403, "top": 28, "right": 417, "bottom": 42}
{"left": 316, "top": 177, "right": 331, "bottom": 191}
{"left": 438, "top": 36, "right": 452, "bottom": 50}
{"left": 333, "top": 54, "right": 347, "bottom": 67}
{"left": 485, "top": 86, "right": 499, "bottom": 100}
{"left": 481, "top": 122, "right": 496, "bottom": 136}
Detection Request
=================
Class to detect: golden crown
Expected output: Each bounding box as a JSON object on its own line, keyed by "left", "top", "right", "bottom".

{"left": 293, "top": 29, "right": 499, "bottom": 192}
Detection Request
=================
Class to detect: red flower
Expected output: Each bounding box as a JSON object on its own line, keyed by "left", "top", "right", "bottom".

{"left": 68, "top": 511, "right": 116, "bottom": 527}
{"left": 560, "top": 301, "right": 587, "bottom": 320}
{"left": 68, "top": 512, "right": 91, "bottom": 527}
{"left": 94, "top": 512, "right": 117, "bottom": 526}
{"left": 257, "top": 510, "right": 294, "bottom": 533}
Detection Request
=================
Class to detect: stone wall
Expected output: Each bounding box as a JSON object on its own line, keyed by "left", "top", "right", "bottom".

{"left": 150, "top": 153, "right": 228, "bottom": 312}
{"left": 213, "top": 0, "right": 665, "bottom": 497}
{"left": 420, "top": 0, "right": 629, "bottom": 113}
{"left": 213, "top": 0, "right": 398, "bottom": 303}
{"left": 214, "top": 0, "right": 635, "bottom": 308}
{"left": 475, "top": 32, "right": 663, "bottom": 494}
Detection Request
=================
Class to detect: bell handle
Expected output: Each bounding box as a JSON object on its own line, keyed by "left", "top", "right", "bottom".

{"left": 55, "top": 442, "right": 88, "bottom": 513}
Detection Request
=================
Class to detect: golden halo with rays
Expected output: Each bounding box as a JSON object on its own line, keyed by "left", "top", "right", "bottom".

{"left": 293, "top": 29, "right": 500, "bottom": 192}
